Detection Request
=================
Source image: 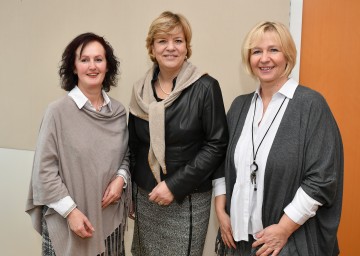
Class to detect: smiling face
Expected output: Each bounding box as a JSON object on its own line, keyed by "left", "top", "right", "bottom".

{"left": 249, "top": 31, "right": 288, "bottom": 87}
{"left": 74, "top": 41, "right": 107, "bottom": 90}
{"left": 151, "top": 26, "right": 187, "bottom": 74}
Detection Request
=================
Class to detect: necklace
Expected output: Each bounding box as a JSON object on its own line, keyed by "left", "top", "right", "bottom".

{"left": 94, "top": 94, "right": 104, "bottom": 112}
{"left": 250, "top": 94, "right": 286, "bottom": 191}
{"left": 158, "top": 76, "right": 171, "bottom": 95}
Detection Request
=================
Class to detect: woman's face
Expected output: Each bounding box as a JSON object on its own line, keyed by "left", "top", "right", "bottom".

{"left": 250, "top": 31, "right": 288, "bottom": 87}
{"left": 152, "top": 27, "right": 187, "bottom": 74}
{"left": 74, "top": 41, "right": 107, "bottom": 90}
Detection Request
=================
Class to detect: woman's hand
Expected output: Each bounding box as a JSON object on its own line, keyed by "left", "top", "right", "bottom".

{"left": 252, "top": 214, "right": 300, "bottom": 256}
{"left": 218, "top": 210, "right": 236, "bottom": 249}
{"left": 102, "top": 176, "right": 124, "bottom": 208}
{"left": 148, "top": 181, "right": 174, "bottom": 206}
{"left": 215, "top": 195, "right": 236, "bottom": 249}
{"left": 67, "top": 208, "right": 95, "bottom": 238}
{"left": 252, "top": 224, "right": 288, "bottom": 256}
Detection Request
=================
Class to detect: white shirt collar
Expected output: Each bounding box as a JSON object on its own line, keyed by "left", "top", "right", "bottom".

{"left": 278, "top": 78, "right": 298, "bottom": 99}
{"left": 254, "top": 78, "right": 298, "bottom": 101}
{"left": 68, "top": 86, "right": 112, "bottom": 111}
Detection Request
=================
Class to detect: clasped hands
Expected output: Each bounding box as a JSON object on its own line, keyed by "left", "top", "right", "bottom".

{"left": 148, "top": 181, "right": 174, "bottom": 206}
{"left": 67, "top": 176, "right": 125, "bottom": 238}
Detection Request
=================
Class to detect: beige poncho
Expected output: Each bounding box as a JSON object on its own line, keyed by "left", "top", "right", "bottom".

{"left": 26, "top": 95, "right": 131, "bottom": 255}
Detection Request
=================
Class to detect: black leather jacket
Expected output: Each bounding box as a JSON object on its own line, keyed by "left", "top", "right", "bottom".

{"left": 129, "top": 74, "right": 228, "bottom": 202}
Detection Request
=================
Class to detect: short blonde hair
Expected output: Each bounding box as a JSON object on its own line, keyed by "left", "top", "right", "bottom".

{"left": 146, "top": 11, "right": 192, "bottom": 63}
{"left": 241, "top": 21, "right": 297, "bottom": 78}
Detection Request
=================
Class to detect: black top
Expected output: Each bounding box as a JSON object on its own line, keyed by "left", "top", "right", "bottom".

{"left": 129, "top": 71, "right": 228, "bottom": 202}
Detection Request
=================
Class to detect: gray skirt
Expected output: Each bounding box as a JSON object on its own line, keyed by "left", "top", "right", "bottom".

{"left": 131, "top": 185, "right": 212, "bottom": 256}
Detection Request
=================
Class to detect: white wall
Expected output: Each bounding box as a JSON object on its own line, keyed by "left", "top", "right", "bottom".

{"left": 0, "top": 148, "right": 41, "bottom": 255}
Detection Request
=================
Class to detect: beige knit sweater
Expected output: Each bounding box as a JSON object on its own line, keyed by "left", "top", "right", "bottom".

{"left": 26, "top": 95, "right": 131, "bottom": 255}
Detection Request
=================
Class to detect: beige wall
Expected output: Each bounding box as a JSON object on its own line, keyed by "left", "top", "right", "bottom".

{"left": 0, "top": 0, "right": 290, "bottom": 255}
{"left": 0, "top": 0, "right": 290, "bottom": 150}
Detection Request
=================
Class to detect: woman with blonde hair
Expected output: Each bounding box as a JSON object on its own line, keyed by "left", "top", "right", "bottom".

{"left": 129, "top": 11, "right": 228, "bottom": 256}
{"left": 215, "top": 21, "right": 343, "bottom": 256}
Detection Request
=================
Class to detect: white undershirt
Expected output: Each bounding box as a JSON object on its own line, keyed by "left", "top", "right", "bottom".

{"left": 215, "top": 79, "right": 322, "bottom": 242}
{"left": 212, "top": 178, "right": 226, "bottom": 196}
{"left": 46, "top": 86, "right": 128, "bottom": 217}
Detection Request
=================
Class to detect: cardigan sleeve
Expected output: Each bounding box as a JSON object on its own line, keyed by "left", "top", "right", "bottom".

{"left": 300, "top": 93, "right": 343, "bottom": 207}
{"left": 288, "top": 87, "right": 343, "bottom": 256}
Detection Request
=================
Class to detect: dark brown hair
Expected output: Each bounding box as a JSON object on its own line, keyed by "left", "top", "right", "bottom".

{"left": 59, "top": 32, "right": 119, "bottom": 92}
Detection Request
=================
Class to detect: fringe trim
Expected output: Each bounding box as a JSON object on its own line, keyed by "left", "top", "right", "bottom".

{"left": 215, "top": 230, "right": 239, "bottom": 256}
{"left": 101, "top": 171, "right": 132, "bottom": 256}
{"left": 215, "top": 229, "right": 225, "bottom": 256}
{"left": 102, "top": 224, "right": 124, "bottom": 256}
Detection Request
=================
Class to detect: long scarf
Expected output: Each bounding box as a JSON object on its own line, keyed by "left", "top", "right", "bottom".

{"left": 129, "top": 61, "right": 205, "bottom": 183}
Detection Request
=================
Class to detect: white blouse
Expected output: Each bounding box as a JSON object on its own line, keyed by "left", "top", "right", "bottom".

{"left": 228, "top": 79, "right": 322, "bottom": 241}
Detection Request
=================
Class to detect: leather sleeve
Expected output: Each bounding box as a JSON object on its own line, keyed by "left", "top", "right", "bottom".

{"left": 165, "top": 77, "right": 229, "bottom": 202}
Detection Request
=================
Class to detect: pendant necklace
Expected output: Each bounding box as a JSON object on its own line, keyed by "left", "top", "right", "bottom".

{"left": 158, "top": 76, "right": 171, "bottom": 95}
{"left": 95, "top": 94, "right": 104, "bottom": 112}
{"left": 250, "top": 94, "right": 286, "bottom": 191}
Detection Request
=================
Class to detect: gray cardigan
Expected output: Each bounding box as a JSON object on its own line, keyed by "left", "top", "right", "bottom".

{"left": 218, "top": 85, "right": 343, "bottom": 256}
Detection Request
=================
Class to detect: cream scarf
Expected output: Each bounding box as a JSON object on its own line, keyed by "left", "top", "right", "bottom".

{"left": 129, "top": 61, "right": 205, "bottom": 183}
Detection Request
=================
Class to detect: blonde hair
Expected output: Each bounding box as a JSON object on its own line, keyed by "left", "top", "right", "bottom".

{"left": 146, "top": 11, "right": 192, "bottom": 63}
{"left": 241, "top": 21, "right": 297, "bottom": 78}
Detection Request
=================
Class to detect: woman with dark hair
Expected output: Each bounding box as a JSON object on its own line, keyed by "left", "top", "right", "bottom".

{"left": 129, "top": 11, "right": 228, "bottom": 256}
{"left": 59, "top": 33, "right": 119, "bottom": 93}
{"left": 215, "top": 21, "right": 343, "bottom": 256}
{"left": 26, "top": 32, "right": 131, "bottom": 256}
